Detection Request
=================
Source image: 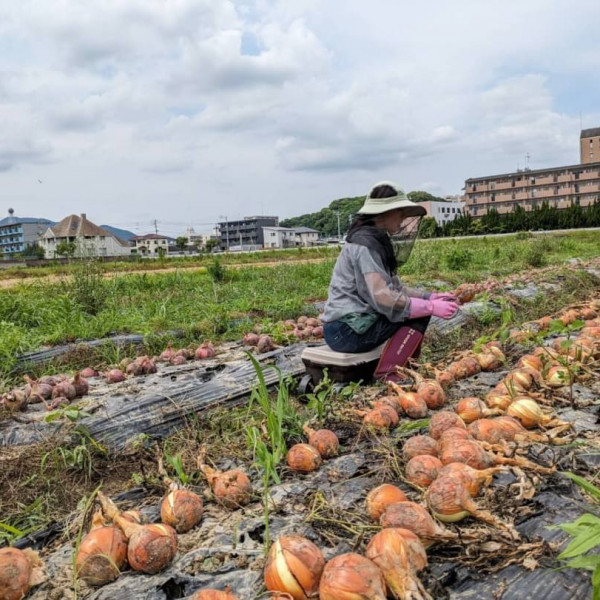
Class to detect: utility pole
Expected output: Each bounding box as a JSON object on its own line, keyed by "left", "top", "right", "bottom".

{"left": 153, "top": 219, "right": 158, "bottom": 234}
{"left": 334, "top": 210, "right": 341, "bottom": 240}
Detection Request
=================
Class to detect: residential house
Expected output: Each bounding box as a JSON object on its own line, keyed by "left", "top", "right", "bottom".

{"left": 40, "top": 214, "right": 131, "bottom": 258}
{"left": 130, "top": 233, "right": 174, "bottom": 256}
{"left": 262, "top": 226, "right": 297, "bottom": 249}
{"left": 293, "top": 226, "right": 319, "bottom": 247}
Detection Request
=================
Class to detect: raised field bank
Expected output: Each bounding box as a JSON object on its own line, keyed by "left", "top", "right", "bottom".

{"left": 1, "top": 230, "right": 600, "bottom": 599}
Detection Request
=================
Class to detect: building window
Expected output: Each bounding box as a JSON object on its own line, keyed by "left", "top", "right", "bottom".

{"left": 574, "top": 171, "right": 580, "bottom": 179}
{"left": 511, "top": 178, "right": 516, "bottom": 187}
{"left": 489, "top": 182, "right": 495, "bottom": 190}
{"left": 511, "top": 192, "right": 516, "bottom": 200}
{"left": 531, "top": 189, "right": 536, "bottom": 198}
{"left": 553, "top": 174, "right": 558, "bottom": 182}
{"left": 574, "top": 184, "right": 580, "bottom": 193}
{"left": 530, "top": 177, "right": 536, "bottom": 185}
{"left": 554, "top": 186, "right": 559, "bottom": 195}
{"left": 490, "top": 194, "right": 495, "bottom": 202}
{"left": 473, "top": 207, "right": 478, "bottom": 215}
{"left": 575, "top": 196, "right": 580, "bottom": 206}
{"left": 471, "top": 184, "right": 476, "bottom": 191}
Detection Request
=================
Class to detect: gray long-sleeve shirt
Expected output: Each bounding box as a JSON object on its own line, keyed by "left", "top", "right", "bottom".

{"left": 322, "top": 243, "right": 427, "bottom": 328}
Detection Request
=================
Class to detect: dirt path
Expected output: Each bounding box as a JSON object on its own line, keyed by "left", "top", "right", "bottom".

{"left": 0, "top": 257, "right": 330, "bottom": 289}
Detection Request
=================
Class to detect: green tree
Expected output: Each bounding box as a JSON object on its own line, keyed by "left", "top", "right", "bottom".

{"left": 205, "top": 238, "right": 220, "bottom": 253}
{"left": 175, "top": 236, "right": 188, "bottom": 252}
{"left": 418, "top": 217, "right": 439, "bottom": 238}
{"left": 21, "top": 243, "right": 45, "bottom": 259}
{"left": 407, "top": 191, "right": 446, "bottom": 203}
{"left": 55, "top": 241, "right": 77, "bottom": 258}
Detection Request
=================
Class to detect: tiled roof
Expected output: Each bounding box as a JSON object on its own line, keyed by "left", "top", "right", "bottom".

{"left": 46, "top": 214, "right": 129, "bottom": 246}
{"left": 294, "top": 226, "right": 319, "bottom": 233}
{"left": 130, "top": 234, "right": 172, "bottom": 241}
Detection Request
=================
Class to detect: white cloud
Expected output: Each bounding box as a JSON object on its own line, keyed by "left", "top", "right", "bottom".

{"left": 0, "top": 0, "right": 599, "bottom": 226}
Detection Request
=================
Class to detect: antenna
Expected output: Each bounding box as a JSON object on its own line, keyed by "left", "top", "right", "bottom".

{"left": 525, "top": 152, "right": 531, "bottom": 170}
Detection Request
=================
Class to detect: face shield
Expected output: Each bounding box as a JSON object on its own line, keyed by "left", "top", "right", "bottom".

{"left": 389, "top": 215, "right": 422, "bottom": 266}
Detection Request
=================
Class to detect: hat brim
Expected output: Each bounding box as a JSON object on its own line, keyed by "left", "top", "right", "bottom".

{"left": 357, "top": 199, "right": 426, "bottom": 217}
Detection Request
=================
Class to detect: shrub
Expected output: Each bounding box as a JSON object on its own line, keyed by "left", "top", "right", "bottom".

{"left": 524, "top": 242, "right": 547, "bottom": 268}
{"left": 445, "top": 246, "right": 473, "bottom": 271}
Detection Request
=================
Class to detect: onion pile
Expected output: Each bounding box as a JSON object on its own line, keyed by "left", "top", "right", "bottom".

{"left": 303, "top": 425, "right": 339, "bottom": 459}
{"left": 264, "top": 535, "right": 325, "bottom": 599}
{"left": 98, "top": 492, "right": 177, "bottom": 574}
{"left": 0, "top": 547, "right": 45, "bottom": 600}
{"left": 365, "top": 529, "right": 428, "bottom": 599}
{"left": 75, "top": 510, "right": 128, "bottom": 586}
{"left": 199, "top": 462, "right": 253, "bottom": 507}
{"left": 437, "top": 463, "right": 503, "bottom": 497}
{"left": 125, "top": 356, "right": 157, "bottom": 376}
{"left": 366, "top": 484, "right": 407, "bottom": 521}
{"left": 319, "top": 553, "right": 386, "bottom": 600}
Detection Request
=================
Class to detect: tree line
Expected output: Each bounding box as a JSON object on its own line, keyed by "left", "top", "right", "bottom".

{"left": 419, "top": 199, "right": 600, "bottom": 238}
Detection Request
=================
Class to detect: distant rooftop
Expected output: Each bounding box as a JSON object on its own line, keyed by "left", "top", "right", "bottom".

{"left": 293, "top": 226, "right": 319, "bottom": 233}
{"left": 465, "top": 160, "right": 600, "bottom": 183}
{"left": 0, "top": 209, "right": 54, "bottom": 228}
{"left": 581, "top": 127, "right": 600, "bottom": 139}
{"left": 130, "top": 233, "right": 175, "bottom": 241}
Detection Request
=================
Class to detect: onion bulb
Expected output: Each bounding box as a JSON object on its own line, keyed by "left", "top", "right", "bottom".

{"left": 243, "top": 332, "right": 260, "bottom": 346}
{"left": 373, "top": 395, "right": 402, "bottom": 413}
{"left": 456, "top": 397, "right": 500, "bottom": 424}
{"left": 319, "top": 553, "right": 386, "bottom": 600}
{"left": 366, "top": 484, "right": 407, "bottom": 521}
{"left": 397, "top": 368, "right": 445, "bottom": 410}
{"left": 434, "top": 369, "right": 455, "bottom": 388}
{"left": 363, "top": 405, "right": 399, "bottom": 429}
{"left": 365, "top": 529, "right": 428, "bottom": 599}
{"left": 161, "top": 486, "right": 203, "bottom": 533}
{"left": 0, "top": 547, "right": 45, "bottom": 600}
{"left": 379, "top": 501, "right": 456, "bottom": 547}
{"left": 190, "top": 588, "right": 239, "bottom": 600}
{"left": 485, "top": 390, "right": 512, "bottom": 411}
{"left": 199, "top": 463, "right": 253, "bottom": 507}
{"left": 71, "top": 373, "right": 89, "bottom": 397}
{"left": 446, "top": 361, "right": 469, "bottom": 380}
{"left": 459, "top": 356, "right": 482, "bottom": 377}
{"left": 545, "top": 366, "right": 573, "bottom": 387}
{"left": 80, "top": 367, "right": 99, "bottom": 378}
{"left": 474, "top": 351, "right": 501, "bottom": 371}
{"left": 405, "top": 455, "right": 442, "bottom": 488}
{"left": 195, "top": 343, "right": 216, "bottom": 359}
{"left": 75, "top": 510, "right": 128, "bottom": 586}
{"left": 437, "top": 463, "right": 503, "bottom": 497}
{"left": 429, "top": 411, "right": 466, "bottom": 440}
{"left": 159, "top": 344, "right": 176, "bottom": 362}
{"left": 438, "top": 427, "right": 471, "bottom": 450}
{"left": 388, "top": 382, "right": 428, "bottom": 418}
{"left": 516, "top": 354, "right": 543, "bottom": 372}
{"left": 302, "top": 425, "right": 339, "bottom": 459}
{"left": 285, "top": 444, "right": 322, "bottom": 474}
{"left": 98, "top": 492, "right": 177, "bottom": 574}
{"left": 264, "top": 535, "right": 325, "bottom": 600}
{"left": 105, "top": 369, "right": 126, "bottom": 383}
{"left": 51, "top": 380, "right": 77, "bottom": 400}
{"left": 506, "top": 398, "right": 552, "bottom": 429}
{"left": 402, "top": 435, "right": 438, "bottom": 461}
{"left": 426, "top": 476, "right": 516, "bottom": 537}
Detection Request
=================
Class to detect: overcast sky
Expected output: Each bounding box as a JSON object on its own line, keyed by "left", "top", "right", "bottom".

{"left": 1, "top": 1, "right": 599, "bottom": 236}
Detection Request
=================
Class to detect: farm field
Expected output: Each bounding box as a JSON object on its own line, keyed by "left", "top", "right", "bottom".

{"left": 1, "top": 229, "right": 600, "bottom": 599}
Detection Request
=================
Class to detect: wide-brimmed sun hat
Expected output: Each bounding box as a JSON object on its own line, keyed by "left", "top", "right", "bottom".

{"left": 357, "top": 181, "right": 426, "bottom": 217}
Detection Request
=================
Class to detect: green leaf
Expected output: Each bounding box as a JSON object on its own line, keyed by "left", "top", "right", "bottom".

{"left": 565, "top": 555, "right": 600, "bottom": 571}
{"left": 0, "top": 522, "right": 25, "bottom": 536}
{"left": 561, "top": 472, "right": 600, "bottom": 504}
{"left": 558, "top": 527, "right": 600, "bottom": 559}
{"left": 593, "top": 564, "right": 600, "bottom": 599}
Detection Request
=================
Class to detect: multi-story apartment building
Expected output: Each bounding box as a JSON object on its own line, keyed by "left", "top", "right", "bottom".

{"left": 217, "top": 216, "right": 278, "bottom": 250}
{"left": 0, "top": 209, "right": 53, "bottom": 255}
{"left": 463, "top": 129, "right": 600, "bottom": 217}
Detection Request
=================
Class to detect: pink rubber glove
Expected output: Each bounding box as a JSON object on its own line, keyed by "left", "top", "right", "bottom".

{"left": 409, "top": 298, "right": 459, "bottom": 320}
{"left": 430, "top": 292, "right": 457, "bottom": 302}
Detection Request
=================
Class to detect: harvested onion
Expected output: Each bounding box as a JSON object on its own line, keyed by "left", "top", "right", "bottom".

{"left": 474, "top": 351, "right": 501, "bottom": 371}
{"left": 545, "top": 366, "right": 572, "bottom": 387}
{"left": 0, "top": 547, "right": 45, "bottom": 600}
{"left": 388, "top": 382, "right": 428, "bottom": 418}
{"left": 398, "top": 367, "right": 445, "bottom": 410}
{"left": 365, "top": 529, "right": 428, "bottom": 599}
{"left": 105, "top": 369, "right": 126, "bottom": 383}
{"left": 161, "top": 487, "right": 203, "bottom": 533}
{"left": 426, "top": 476, "right": 516, "bottom": 537}
{"left": 319, "top": 553, "right": 386, "bottom": 600}
{"left": 506, "top": 398, "right": 551, "bottom": 429}
{"left": 264, "top": 535, "right": 325, "bottom": 600}
{"left": 199, "top": 463, "right": 253, "bottom": 507}
{"left": 379, "top": 501, "right": 456, "bottom": 547}
{"left": 98, "top": 492, "right": 177, "bottom": 574}
{"left": 437, "top": 463, "right": 503, "bottom": 497}
{"left": 456, "top": 397, "right": 500, "bottom": 424}
{"left": 76, "top": 510, "right": 127, "bottom": 586}
{"left": 286, "top": 444, "right": 322, "bottom": 474}
{"left": 485, "top": 390, "right": 512, "bottom": 411}
{"left": 405, "top": 455, "right": 442, "bottom": 488}
{"left": 516, "top": 354, "right": 543, "bottom": 371}
{"left": 402, "top": 435, "right": 438, "bottom": 460}
{"left": 366, "top": 484, "right": 407, "bottom": 521}
{"left": 373, "top": 395, "right": 402, "bottom": 413}
{"left": 429, "top": 411, "right": 466, "bottom": 440}
{"left": 303, "top": 426, "right": 339, "bottom": 459}
{"left": 363, "top": 405, "right": 399, "bottom": 429}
